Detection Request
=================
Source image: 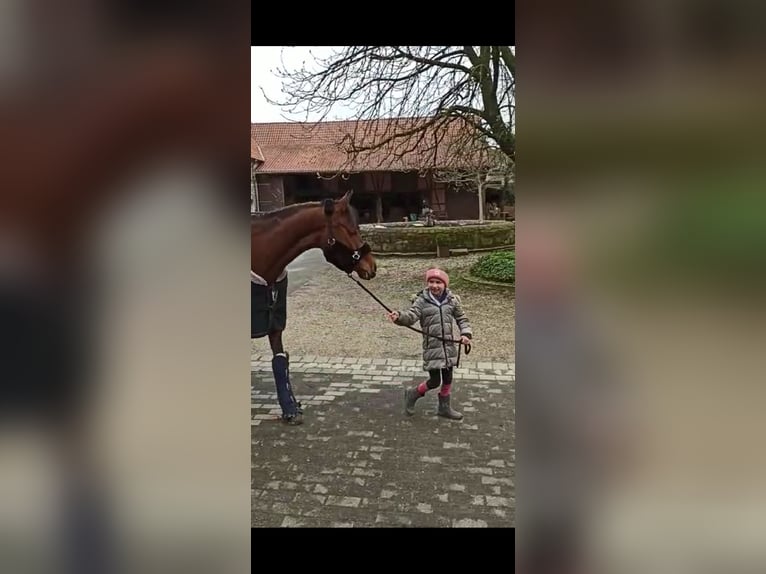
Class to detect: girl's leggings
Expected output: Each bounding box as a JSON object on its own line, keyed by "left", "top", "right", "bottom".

{"left": 426, "top": 367, "right": 453, "bottom": 389}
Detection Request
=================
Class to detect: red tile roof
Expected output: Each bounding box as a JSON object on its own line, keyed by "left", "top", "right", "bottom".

{"left": 250, "top": 118, "right": 474, "bottom": 174}
{"left": 250, "top": 139, "right": 264, "bottom": 162}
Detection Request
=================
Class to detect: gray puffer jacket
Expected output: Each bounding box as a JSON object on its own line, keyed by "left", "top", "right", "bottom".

{"left": 394, "top": 288, "right": 473, "bottom": 371}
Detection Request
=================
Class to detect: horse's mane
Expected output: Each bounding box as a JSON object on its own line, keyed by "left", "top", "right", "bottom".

{"left": 252, "top": 201, "right": 321, "bottom": 221}
{"left": 250, "top": 202, "right": 319, "bottom": 231}
{"left": 251, "top": 200, "right": 359, "bottom": 227}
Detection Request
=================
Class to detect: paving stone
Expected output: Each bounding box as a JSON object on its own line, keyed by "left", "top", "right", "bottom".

{"left": 453, "top": 518, "right": 488, "bottom": 528}
{"left": 325, "top": 495, "right": 362, "bottom": 508}
{"left": 252, "top": 357, "right": 514, "bottom": 528}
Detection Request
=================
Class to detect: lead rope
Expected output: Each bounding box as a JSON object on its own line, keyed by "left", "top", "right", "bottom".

{"left": 346, "top": 273, "right": 471, "bottom": 367}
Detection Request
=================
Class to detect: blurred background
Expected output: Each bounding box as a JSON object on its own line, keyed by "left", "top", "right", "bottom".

{"left": 5, "top": 0, "right": 766, "bottom": 570}
{"left": 517, "top": 1, "right": 766, "bottom": 573}
{"left": 0, "top": 1, "right": 250, "bottom": 573}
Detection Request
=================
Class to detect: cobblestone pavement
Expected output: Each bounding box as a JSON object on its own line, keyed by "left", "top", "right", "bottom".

{"left": 251, "top": 355, "right": 515, "bottom": 528}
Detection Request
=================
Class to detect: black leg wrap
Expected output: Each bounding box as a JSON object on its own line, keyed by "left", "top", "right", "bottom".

{"left": 272, "top": 353, "right": 301, "bottom": 417}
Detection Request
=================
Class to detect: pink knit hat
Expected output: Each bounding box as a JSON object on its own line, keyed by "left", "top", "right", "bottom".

{"left": 425, "top": 267, "right": 449, "bottom": 288}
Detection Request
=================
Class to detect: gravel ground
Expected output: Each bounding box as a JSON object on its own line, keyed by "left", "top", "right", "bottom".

{"left": 251, "top": 252, "right": 515, "bottom": 362}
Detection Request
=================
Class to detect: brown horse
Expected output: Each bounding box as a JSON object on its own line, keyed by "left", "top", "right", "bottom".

{"left": 251, "top": 189, "right": 377, "bottom": 424}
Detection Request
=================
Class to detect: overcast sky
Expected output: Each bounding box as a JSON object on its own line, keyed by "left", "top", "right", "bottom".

{"left": 251, "top": 46, "right": 356, "bottom": 123}
{"left": 251, "top": 46, "right": 515, "bottom": 125}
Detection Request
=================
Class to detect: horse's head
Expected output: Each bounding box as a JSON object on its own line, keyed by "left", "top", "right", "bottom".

{"left": 321, "top": 190, "right": 377, "bottom": 280}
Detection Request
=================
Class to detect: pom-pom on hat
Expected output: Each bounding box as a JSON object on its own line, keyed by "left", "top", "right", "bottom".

{"left": 425, "top": 267, "right": 449, "bottom": 288}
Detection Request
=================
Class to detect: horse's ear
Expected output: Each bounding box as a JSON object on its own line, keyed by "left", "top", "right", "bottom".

{"left": 323, "top": 198, "right": 334, "bottom": 215}
{"left": 340, "top": 189, "right": 354, "bottom": 204}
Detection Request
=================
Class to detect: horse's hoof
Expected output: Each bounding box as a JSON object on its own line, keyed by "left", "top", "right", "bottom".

{"left": 282, "top": 413, "right": 304, "bottom": 425}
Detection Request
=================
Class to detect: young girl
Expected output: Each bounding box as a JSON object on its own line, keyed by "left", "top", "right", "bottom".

{"left": 387, "top": 267, "right": 473, "bottom": 420}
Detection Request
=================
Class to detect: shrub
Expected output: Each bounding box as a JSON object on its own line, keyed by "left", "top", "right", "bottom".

{"left": 470, "top": 250, "right": 515, "bottom": 284}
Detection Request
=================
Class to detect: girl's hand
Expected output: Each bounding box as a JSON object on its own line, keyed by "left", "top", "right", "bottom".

{"left": 387, "top": 311, "right": 399, "bottom": 322}
{"left": 460, "top": 335, "right": 471, "bottom": 346}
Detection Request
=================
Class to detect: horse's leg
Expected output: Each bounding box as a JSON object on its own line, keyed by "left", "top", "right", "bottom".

{"left": 268, "top": 329, "right": 303, "bottom": 424}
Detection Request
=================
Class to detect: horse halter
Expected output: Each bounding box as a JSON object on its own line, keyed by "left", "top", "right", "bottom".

{"left": 321, "top": 198, "right": 372, "bottom": 274}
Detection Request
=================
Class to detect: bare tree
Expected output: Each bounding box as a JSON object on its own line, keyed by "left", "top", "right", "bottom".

{"left": 264, "top": 46, "right": 515, "bottom": 172}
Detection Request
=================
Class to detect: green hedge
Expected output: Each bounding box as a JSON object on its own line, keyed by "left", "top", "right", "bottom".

{"left": 470, "top": 250, "right": 515, "bottom": 283}
{"left": 361, "top": 222, "right": 514, "bottom": 254}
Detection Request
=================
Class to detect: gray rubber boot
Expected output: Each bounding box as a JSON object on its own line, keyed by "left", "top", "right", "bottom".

{"left": 404, "top": 385, "right": 423, "bottom": 416}
{"left": 437, "top": 394, "right": 463, "bottom": 420}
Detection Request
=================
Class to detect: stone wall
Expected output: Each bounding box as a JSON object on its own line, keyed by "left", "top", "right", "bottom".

{"left": 360, "top": 221, "right": 514, "bottom": 255}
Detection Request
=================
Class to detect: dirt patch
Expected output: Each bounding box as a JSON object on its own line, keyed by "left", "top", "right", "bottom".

{"left": 251, "top": 253, "right": 515, "bottom": 362}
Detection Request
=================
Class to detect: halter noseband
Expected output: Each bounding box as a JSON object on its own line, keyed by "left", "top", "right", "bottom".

{"left": 322, "top": 198, "right": 372, "bottom": 274}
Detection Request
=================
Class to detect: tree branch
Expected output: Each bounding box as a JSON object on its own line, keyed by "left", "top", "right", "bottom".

{"left": 263, "top": 46, "right": 515, "bottom": 170}
{"left": 499, "top": 46, "right": 515, "bottom": 77}
{"left": 462, "top": 46, "right": 480, "bottom": 67}
{"left": 491, "top": 46, "right": 500, "bottom": 97}
{"left": 391, "top": 46, "right": 472, "bottom": 74}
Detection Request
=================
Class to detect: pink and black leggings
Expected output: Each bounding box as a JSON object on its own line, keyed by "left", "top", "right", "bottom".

{"left": 416, "top": 368, "right": 454, "bottom": 397}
